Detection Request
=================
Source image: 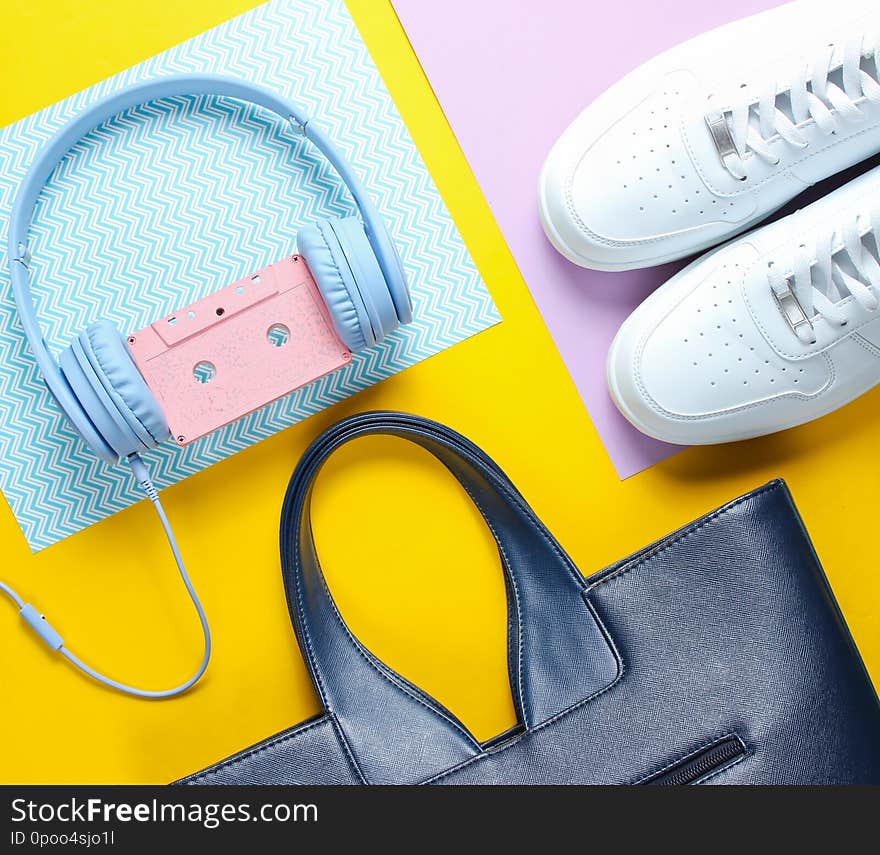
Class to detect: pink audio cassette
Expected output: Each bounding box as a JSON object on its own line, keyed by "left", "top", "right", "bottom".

{"left": 127, "top": 255, "right": 351, "bottom": 445}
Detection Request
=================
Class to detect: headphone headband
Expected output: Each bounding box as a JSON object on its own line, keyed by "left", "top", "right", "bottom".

{"left": 7, "top": 74, "right": 412, "bottom": 435}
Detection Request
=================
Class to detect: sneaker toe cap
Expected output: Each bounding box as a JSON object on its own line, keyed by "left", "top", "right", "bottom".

{"left": 540, "top": 71, "right": 743, "bottom": 270}
{"left": 607, "top": 246, "right": 831, "bottom": 443}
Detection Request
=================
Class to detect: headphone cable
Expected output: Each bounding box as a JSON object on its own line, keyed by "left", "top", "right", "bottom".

{"left": 0, "top": 453, "right": 211, "bottom": 699}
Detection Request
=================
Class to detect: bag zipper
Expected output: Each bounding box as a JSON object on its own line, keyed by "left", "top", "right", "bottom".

{"left": 641, "top": 735, "right": 747, "bottom": 785}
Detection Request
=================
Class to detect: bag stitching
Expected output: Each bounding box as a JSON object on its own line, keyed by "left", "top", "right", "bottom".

{"left": 439, "top": 444, "right": 621, "bottom": 729}
{"left": 422, "top": 484, "right": 781, "bottom": 785}
{"left": 454, "top": 478, "right": 527, "bottom": 723}
{"left": 292, "top": 501, "right": 480, "bottom": 756}
{"left": 696, "top": 749, "right": 752, "bottom": 784}
{"left": 184, "top": 717, "right": 330, "bottom": 784}
{"left": 586, "top": 481, "right": 783, "bottom": 592}
{"left": 327, "top": 711, "right": 368, "bottom": 784}
{"left": 631, "top": 732, "right": 745, "bottom": 785}
{"left": 421, "top": 599, "right": 624, "bottom": 785}
{"left": 193, "top": 475, "right": 772, "bottom": 785}
{"left": 291, "top": 430, "right": 608, "bottom": 769}
{"left": 276, "top": 426, "right": 777, "bottom": 785}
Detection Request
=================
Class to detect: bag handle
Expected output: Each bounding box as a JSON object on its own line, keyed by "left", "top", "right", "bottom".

{"left": 280, "top": 412, "right": 619, "bottom": 784}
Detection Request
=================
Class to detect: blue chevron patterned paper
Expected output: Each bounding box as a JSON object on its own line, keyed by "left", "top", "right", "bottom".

{"left": 0, "top": 0, "right": 500, "bottom": 551}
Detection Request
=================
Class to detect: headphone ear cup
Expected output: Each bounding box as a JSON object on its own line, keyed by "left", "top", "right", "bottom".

{"left": 79, "top": 322, "right": 169, "bottom": 454}
{"left": 298, "top": 218, "right": 371, "bottom": 350}
{"left": 298, "top": 217, "right": 399, "bottom": 351}
{"left": 58, "top": 343, "right": 135, "bottom": 461}
{"left": 330, "top": 216, "right": 398, "bottom": 343}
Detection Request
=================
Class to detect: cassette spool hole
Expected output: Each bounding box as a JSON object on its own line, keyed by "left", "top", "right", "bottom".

{"left": 267, "top": 323, "right": 290, "bottom": 348}
{"left": 193, "top": 361, "right": 216, "bottom": 384}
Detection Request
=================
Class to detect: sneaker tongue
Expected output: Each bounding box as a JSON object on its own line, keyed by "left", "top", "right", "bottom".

{"left": 722, "top": 45, "right": 851, "bottom": 148}
{"left": 796, "top": 229, "right": 879, "bottom": 309}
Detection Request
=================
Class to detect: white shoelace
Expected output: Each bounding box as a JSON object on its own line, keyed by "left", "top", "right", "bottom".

{"left": 769, "top": 207, "right": 880, "bottom": 343}
{"left": 711, "top": 31, "right": 880, "bottom": 180}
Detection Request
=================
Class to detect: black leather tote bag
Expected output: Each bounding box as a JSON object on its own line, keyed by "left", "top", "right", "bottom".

{"left": 182, "top": 412, "right": 880, "bottom": 785}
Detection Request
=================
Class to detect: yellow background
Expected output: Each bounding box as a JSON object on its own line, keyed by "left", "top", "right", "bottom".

{"left": 0, "top": 0, "right": 877, "bottom": 784}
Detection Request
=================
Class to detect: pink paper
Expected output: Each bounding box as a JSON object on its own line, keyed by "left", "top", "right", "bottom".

{"left": 392, "top": 0, "right": 779, "bottom": 477}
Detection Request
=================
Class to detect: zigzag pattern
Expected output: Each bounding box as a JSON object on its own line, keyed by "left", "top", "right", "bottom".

{"left": 0, "top": 0, "right": 500, "bottom": 551}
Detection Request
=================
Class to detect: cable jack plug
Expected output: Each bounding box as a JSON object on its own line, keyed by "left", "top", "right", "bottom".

{"left": 127, "top": 453, "right": 159, "bottom": 502}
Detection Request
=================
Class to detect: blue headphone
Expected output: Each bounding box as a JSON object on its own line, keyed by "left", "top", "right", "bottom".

{"left": 1, "top": 74, "right": 412, "bottom": 697}
{"left": 8, "top": 74, "right": 412, "bottom": 466}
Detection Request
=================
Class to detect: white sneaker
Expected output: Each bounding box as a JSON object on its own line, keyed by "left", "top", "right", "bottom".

{"left": 539, "top": 0, "right": 880, "bottom": 271}
{"left": 606, "top": 164, "right": 880, "bottom": 444}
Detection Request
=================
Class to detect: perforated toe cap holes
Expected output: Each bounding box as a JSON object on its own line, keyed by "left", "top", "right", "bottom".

{"left": 638, "top": 261, "right": 825, "bottom": 416}
{"left": 569, "top": 85, "right": 728, "bottom": 241}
